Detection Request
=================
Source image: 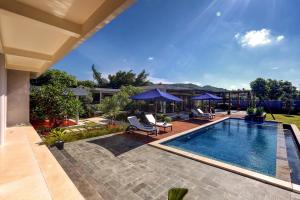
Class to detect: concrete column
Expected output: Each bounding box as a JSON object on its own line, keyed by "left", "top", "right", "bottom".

{"left": 7, "top": 70, "right": 30, "bottom": 126}
{"left": 0, "top": 54, "right": 7, "bottom": 145}
{"left": 75, "top": 96, "right": 79, "bottom": 124}
{"left": 99, "top": 91, "right": 102, "bottom": 103}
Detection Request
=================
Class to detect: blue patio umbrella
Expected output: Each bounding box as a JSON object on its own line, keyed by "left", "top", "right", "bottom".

{"left": 191, "top": 93, "right": 222, "bottom": 100}
{"left": 130, "top": 89, "right": 182, "bottom": 120}
{"left": 131, "top": 88, "right": 183, "bottom": 102}
{"left": 191, "top": 93, "right": 222, "bottom": 111}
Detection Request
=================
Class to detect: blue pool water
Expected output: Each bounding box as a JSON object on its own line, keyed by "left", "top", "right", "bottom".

{"left": 162, "top": 118, "right": 280, "bottom": 176}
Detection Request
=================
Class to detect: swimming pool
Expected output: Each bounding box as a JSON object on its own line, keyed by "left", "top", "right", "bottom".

{"left": 162, "top": 118, "right": 280, "bottom": 176}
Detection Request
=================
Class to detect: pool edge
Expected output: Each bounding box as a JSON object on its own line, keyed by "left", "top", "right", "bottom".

{"left": 149, "top": 118, "right": 300, "bottom": 194}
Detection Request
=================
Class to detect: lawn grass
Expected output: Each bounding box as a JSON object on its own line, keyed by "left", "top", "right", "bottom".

{"left": 266, "top": 113, "right": 300, "bottom": 129}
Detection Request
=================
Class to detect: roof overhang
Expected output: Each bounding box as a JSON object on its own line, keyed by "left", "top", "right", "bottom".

{"left": 0, "top": 0, "right": 135, "bottom": 77}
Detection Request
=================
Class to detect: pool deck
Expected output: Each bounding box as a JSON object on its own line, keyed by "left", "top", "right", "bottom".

{"left": 50, "top": 115, "right": 300, "bottom": 200}
{"left": 128, "top": 114, "right": 227, "bottom": 142}
{"left": 276, "top": 125, "right": 291, "bottom": 182}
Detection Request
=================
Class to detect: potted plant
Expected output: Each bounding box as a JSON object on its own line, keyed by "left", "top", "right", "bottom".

{"left": 246, "top": 107, "right": 256, "bottom": 116}
{"left": 164, "top": 116, "right": 172, "bottom": 123}
{"left": 246, "top": 106, "right": 266, "bottom": 122}
{"left": 168, "top": 188, "right": 188, "bottom": 200}
{"left": 49, "top": 128, "right": 66, "bottom": 150}
{"left": 255, "top": 107, "right": 266, "bottom": 122}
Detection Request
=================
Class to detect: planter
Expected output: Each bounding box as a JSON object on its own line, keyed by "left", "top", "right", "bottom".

{"left": 245, "top": 114, "right": 266, "bottom": 123}
{"left": 55, "top": 140, "right": 64, "bottom": 150}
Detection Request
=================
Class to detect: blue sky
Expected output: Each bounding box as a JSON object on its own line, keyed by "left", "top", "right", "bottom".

{"left": 54, "top": 0, "right": 300, "bottom": 89}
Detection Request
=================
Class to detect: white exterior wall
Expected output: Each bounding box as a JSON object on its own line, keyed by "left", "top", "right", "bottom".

{"left": 0, "top": 54, "right": 7, "bottom": 145}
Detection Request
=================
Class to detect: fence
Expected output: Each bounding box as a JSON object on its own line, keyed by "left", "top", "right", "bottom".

{"left": 229, "top": 100, "right": 300, "bottom": 113}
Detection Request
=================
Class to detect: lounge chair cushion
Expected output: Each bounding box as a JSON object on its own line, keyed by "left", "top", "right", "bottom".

{"left": 145, "top": 114, "right": 172, "bottom": 127}
{"left": 128, "top": 116, "right": 158, "bottom": 132}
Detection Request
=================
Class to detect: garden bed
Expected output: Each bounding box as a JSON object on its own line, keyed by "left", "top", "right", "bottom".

{"left": 31, "top": 119, "right": 77, "bottom": 129}
{"left": 43, "top": 123, "right": 127, "bottom": 146}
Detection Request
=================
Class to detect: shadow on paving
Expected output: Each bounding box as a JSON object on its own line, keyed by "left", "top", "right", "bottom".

{"left": 88, "top": 133, "right": 156, "bottom": 156}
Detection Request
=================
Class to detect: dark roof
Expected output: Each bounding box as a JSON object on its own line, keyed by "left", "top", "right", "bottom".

{"left": 69, "top": 88, "right": 89, "bottom": 96}
{"left": 141, "top": 84, "right": 194, "bottom": 91}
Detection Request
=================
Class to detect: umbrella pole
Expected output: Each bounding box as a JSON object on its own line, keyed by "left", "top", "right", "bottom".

{"left": 155, "top": 101, "right": 158, "bottom": 135}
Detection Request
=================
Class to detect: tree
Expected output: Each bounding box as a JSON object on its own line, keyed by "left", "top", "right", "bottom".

{"left": 280, "top": 81, "right": 297, "bottom": 114}
{"left": 280, "top": 81, "right": 298, "bottom": 98}
{"left": 135, "top": 69, "right": 150, "bottom": 86}
{"left": 113, "top": 85, "right": 144, "bottom": 110}
{"left": 108, "top": 70, "right": 136, "bottom": 88}
{"left": 250, "top": 78, "right": 269, "bottom": 99}
{"left": 30, "top": 83, "right": 83, "bottom": 127}
{"left": 79, "top": 92, "right": 95, "bottom": 118}
{"left": 92, "top": 65, "right": 108, "bottom": 87}
{"left": 30, "top": 69, "right": 77, "bottom": 87}
{"left": 267, "top": 79, "right": 283, "bottom": 100}
{"left": 77, "top": 80, "right": 97, "bottom": 88}
{"left": 98, "top": 95, "right": 120, "bottom": 124}
{"left": 98, "top": 86, "right": 143, "bottom": 123}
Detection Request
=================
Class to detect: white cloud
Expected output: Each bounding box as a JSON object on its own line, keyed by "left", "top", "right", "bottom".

{"left": 216, "top": 11, "right": 221, "bottom": 17}
{"left": 271, "top": 66, "right": 279, "bottom": 70}
{"left": 149, "top": 76, "right": 173, "bottom": 84}
{"left": 234, "top": 33, "right": 240, "bottom": 39}
{"left": 276, "top": 35, "right": 284, "bottom": 42}
{"left": 148, "top": 57, "right": 154, "bottom": 61}
{"left": 229, "top": 85, "right": 238, "bottom": 90}
{"left": 235, "top": 29, "right": 284, "bottom": 47}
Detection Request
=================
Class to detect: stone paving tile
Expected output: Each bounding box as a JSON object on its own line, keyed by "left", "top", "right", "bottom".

{"left": 51, "top": 133, "right": 300, "bottom": 200}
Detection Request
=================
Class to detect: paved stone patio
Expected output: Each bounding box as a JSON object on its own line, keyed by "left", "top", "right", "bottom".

{"left": 51, "top": 133, "right": 300, "bottom": 200}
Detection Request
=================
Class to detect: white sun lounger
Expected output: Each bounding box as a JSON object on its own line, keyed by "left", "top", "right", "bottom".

{"left": 127, "top": 116, "right": 159, "bottom": 135}
{"left": 191, "top": 109, "right": 211, "bottom": 120}
{"left": 197, "top": 108, "right": 215, "bottom": 118}
{"left": 145, "top": 114, "right": 173, "bottom": 132}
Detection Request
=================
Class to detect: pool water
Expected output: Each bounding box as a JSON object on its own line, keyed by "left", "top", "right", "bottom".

{"left": 285, "top": 129, "right": 300, "bottom": 184}
{"left": 162, "top": 118, "right": 280, "bottom": 176}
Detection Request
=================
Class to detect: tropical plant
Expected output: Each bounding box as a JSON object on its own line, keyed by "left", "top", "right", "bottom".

{"left": 168, "top": 188, "right": 188, "bottom": 200}
{"left": 43, "top": 125, "right": 127, "bottom": 145}
{"left": 44, "top": 128, "right": 67, "bottom": 145}
{"left": 97, "top": 86, "right": 144, "bottom": 122}
{"left": 77, "top": 80, "right": 97, "bottom": 88}
{"left": 246, "top": 107, "right": 256, "bottom": 115}
{"left": 164, "top": 116, "right": 172, "bottom": 123}
{"left": 98, "top": 95, "right": 121, "bottom": 124}
{"left": 107, "top": 69, "right": 151, "bottom": 89}
{"left": 114, "top": 85, "right": 144, "bottom": 110}
{"left": 92, "top": 64, "right": 108, "bottom": 87}
{"left": 79, "top": 92, "right": 96, "bottom": 118}
{"left": 30, "top": 83, "right": 83, "bottom": 127}
{"left": 135, "top": 69, "right": 150, "bottom": 86}
{"left": 30, "top": 69, "right": 77, "bottom": 87}
{"left": 255, "top": 107, "right": 265, "bottom": 116}
{"left": 108, "top": 70, "right": 136, "bottom": 88}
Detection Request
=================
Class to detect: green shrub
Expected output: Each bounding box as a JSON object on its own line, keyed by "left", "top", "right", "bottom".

{"left": 84, "top": 121, "right": 98, "bottom": 127}
{"left": 247, "top": 107, "right": 256, "bottom": 115}
{"left": 156, "top": 113, "right": 165, "bottom": 121}
{"left": 44, "top": 128, "right": 67, "bottom": 145}
{"left": 115, "top": 111, "right": 128, "bottom": 122}
{"left": 43, "top": 124, "right": 127, "bottom": 146}
{"left": 164, "top": 116, "right": 172, "bottom": 123}
{"left": 255, "top": 107, "right": 265, "bottom": 116}
{"left": 155, "top": 113, "right": 172, "bottom": 122}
